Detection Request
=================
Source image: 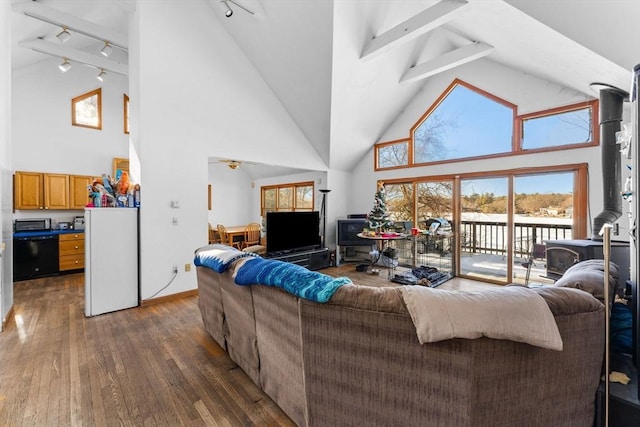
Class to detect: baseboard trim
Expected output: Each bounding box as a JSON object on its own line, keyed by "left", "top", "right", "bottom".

{"left": 140, "top": 289, "right": 199, "bottom": 307}
{"left": 2, "top": 305, "right": 15, "bottom": 330}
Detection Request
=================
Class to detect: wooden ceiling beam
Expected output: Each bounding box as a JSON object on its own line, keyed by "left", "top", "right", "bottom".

{"left": 400, "top": 41, "right": 493, "bottom": 84}
{"left": 360, "top": 0, "right": 469, "bottom": 62}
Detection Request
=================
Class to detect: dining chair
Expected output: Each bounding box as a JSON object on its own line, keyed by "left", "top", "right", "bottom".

{"left": 241, "top": 222, "right": 262, "bottom": 249}
{"left": 208, "top": 223, "right": 221, "bottom": 244}
{"left": 217, "top": 224, "right": 241, "bottom": 249}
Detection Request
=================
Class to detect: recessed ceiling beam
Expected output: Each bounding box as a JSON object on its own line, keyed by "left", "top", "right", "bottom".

{"left": 360, "top": 0, "right": 468, "bottom": 62}
{"left": 400, "top": 41, "right": 493, "bottom": 84}
{"left": 19, "top": 38, "right": 128, "bottom": 76}
{"left": 13, "top": 1, "right": 128, "bottom": 50}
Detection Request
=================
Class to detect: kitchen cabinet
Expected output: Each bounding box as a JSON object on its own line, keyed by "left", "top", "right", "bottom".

{"left": 69, "top": 175, "right": 95, "bottom": 209}
{"left": 59, "top": 232, "right": 84, "bottom": 271}
{"left": 44, "top": 173, "right": 69, "bottom": 209}
{"left": 14, "top": 171, "right": 44, "bottom": 210}
{"left": 14, "top": 171, "right": 69, "bottom": 210}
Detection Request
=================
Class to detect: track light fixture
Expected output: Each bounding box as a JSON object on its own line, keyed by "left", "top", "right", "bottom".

{"left": 221, "top": 0, "right": 233, "bottom": 17}
{"left": 56, "top": 26, "right": 71, "bottom": 43}
{"left": 58, "top": 58, "right": 71, "bottom": 73}
{"left": 96, "top": 69, "right": 106, "bottom": 82}
{"left": 100, "top": 41, "right": 112, "bottom": 58}
{"left": 220, "top": 0, "right": 254, "bottom": 18}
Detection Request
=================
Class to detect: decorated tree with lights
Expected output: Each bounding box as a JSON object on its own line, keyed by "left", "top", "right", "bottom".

{"left": 367, "top": 182, "right": 394, "bottom": 232}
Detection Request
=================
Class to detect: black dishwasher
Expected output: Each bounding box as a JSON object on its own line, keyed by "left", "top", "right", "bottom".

{"left": 13, "top": 234, "right": 59, "bottom": 281}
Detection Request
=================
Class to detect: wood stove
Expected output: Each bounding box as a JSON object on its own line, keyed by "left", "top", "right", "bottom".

{"left": 545, "top": 239, "right": 630, "bottom": 288}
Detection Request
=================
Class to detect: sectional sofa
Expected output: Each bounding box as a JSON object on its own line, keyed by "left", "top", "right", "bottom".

{"left": 195, "top": 247, "right": 605, "bottom": 427}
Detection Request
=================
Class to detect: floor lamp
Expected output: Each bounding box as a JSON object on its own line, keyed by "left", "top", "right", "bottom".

{"left": 319, "top": 189, "right": 331, "bottom": 248}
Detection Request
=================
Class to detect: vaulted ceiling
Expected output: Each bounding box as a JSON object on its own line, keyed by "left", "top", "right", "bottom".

{"left": 11, "top": 0, "right": 640, "bottom": 177}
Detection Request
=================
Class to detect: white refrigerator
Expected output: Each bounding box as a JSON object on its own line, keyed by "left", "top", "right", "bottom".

{"left": 84, "top": 208, "right": 139, "bottom": 317}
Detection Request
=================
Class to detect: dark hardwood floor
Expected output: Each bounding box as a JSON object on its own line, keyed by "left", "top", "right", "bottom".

{"left": 0, "top": 265, "right": 495, "bottom": 426}
{"left": 0, "top": 273, "right": 296, "bottom": 426}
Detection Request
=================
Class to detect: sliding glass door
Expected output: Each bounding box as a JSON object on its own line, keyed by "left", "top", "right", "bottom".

{"left": 459, "top": 177, "right": 509, "bottom": 282}
{"left": 511, "top": 172, "right": 574, "bottom": 285}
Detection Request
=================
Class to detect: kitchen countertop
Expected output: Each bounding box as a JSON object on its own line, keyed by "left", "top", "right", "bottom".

{"left": 14, "top": 229, "right": 85, "bottom": 238}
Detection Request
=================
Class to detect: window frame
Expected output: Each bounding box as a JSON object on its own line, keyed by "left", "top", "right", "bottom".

{"left": 260, "top": 181, "right": 315, "bottom": 217}
{"left": 374, "top": 79, "right": 599, "bottom": 171}
{"left": 381, "top": 163, "right": 588, "bottom": 282}
{"left": 71, "top": 88, "right": 102, "bottom": 130}
{"left": 410, "top": 79, "right": 517, "bottom": 166}
{"left": 515, "top": 100, "right": 599, "bottom": 152}
{"left": 124, "top": 93, "right": 130, "bottom": 134}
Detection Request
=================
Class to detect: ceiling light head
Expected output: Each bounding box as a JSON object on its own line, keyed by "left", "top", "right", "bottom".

{"left": 56, "top": 26, "right": 71, "bottom": 43}
{"left": 58, "top": 58, "right": 71, "bottom": 73}
{"left": 228, "top": 160, "right": 241, "bottom": 169}
{"left": 221, "top": 0, "right": 233, "bottom": 17}
{"left": 100, "top": 42, "right": 112, "bottom": 58}
{"left": 96, "top": 69, "right": 107, "bottom": 82}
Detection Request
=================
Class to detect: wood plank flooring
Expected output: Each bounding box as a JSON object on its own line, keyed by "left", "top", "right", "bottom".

{"left": 0, "top": 265, "right": 495, "bottom": 426}
{"left": 0, "top": 274, "right": 296, "bottom": 427}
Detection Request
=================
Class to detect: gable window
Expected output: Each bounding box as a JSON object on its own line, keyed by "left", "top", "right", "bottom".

{"left": 261, "top": 181, "right": 314, "bottom": 217}
{"left": 376, "top": 139, "right": 409, "bottom": 168}
{"left": 412, "top": 81, "right": 515, "bottom": 164}
{"left": 518, "top": 101, "right": 597, "bottom": 150}
{"left": 72, "top": 88, "right": 102, "bottom": 130}
{"left": 374, "top": 79, "right": 598, "bottom": 170}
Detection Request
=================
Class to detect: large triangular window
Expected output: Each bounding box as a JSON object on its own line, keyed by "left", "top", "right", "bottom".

{"left": 411, "top": 81, "right": 515, "bottom": 164}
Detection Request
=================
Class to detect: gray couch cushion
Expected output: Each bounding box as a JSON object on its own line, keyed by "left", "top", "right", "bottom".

{"left": 553, "top": 259, "right": 619, "bottom": 304}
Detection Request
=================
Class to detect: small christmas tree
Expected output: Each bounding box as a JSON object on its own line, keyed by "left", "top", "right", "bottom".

{"left": 367, "top": 182, "right": 393, "bottom": 232}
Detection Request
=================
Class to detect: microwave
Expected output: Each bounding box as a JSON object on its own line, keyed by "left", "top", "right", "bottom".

{"left": 14, "top": 218, "right": 52, "bottom": 232}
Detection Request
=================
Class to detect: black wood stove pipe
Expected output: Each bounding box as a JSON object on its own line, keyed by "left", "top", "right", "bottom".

{"left": 592, "top": 84, "right": 628, "bottom": 241}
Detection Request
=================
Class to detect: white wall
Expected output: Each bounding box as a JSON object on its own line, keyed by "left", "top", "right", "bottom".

{"left": 131, "top": 0, "right": 330, "bottom": 300}
{"left": 12, "top": 57, "right": 130, "bottom": 224}
{"left": 1, "top": 0, "right": 12, "bottom": 328}
{"left": 325, "top": 169, "right": 352, "bottom": 248}
{"left": 349, "top": 59, "right": 614, "bottom": 239}
{"left": 207, "top": 163, "right": 254, "bottom": 227}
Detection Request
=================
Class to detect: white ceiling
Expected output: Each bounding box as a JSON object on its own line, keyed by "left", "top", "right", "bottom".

{"left": 11, "top": 0, "right": 640, "bottom": 178}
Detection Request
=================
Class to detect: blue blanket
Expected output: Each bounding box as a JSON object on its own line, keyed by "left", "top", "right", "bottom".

{"left": 234, "top": 257, "right": 351, "bottom": 303}
{"left": 194, "top": 244, "right": 258, "bottom": 273}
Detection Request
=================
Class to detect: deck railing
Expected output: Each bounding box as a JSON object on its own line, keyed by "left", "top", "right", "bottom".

{"left": 459, "top": 220, "right": 572, "bottom": 257}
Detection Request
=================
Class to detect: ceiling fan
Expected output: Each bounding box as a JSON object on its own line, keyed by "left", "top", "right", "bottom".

{"left": 209, "top": 159, "right": 257, "bottom": 170}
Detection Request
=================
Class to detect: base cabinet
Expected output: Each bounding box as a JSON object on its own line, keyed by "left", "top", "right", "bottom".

{"left": 266, "top": 248, "right": 331, "bottom": 271}
{"left": 59, "top": 233, "right": 85, "bottom": 271}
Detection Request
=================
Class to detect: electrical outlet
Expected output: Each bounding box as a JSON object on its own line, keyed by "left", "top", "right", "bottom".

{"left": 184, "top": 263, "right": 191, "bottom": 272}
{"left": 172, "top": 265, "right": 178, "bottom": 274}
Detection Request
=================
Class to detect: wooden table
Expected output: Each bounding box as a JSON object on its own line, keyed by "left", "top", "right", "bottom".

{"left": 215, "top": 225, "right": 246, "bottom": 246}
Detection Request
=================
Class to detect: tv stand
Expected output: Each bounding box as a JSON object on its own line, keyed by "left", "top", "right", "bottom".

{"left": 266, "top": 247, "right": 331, "bottom": 271}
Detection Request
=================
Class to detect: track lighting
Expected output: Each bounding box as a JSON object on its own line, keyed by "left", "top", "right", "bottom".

{"left": 100, "top": 41, "right": 112, "bottom": 58}
{"left": 56, "top": 26, "right": 71, "bottom": 43}
{"left": 96, "top": 69, "right": 106, "bottom": 82}
{"left": 221, "top": 0, "right": 233, "bottom": 17}
{"left": 220, "top": 0, "right": 254, "bottom": 18}
{"left": 58, "top": 58, "right": 71, "bottom": 73}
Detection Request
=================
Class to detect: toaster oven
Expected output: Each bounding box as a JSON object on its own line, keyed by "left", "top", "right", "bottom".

{"left": 14, "top": 218, "right": 52, "bottom": 232}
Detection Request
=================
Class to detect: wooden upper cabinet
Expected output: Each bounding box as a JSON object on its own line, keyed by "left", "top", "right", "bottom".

{"left": 14, "top": 171, "right": 44, "bottom": 210}
{"left": 69, "top": 175, "right": 94, "bottom": 209}
{"left": 43, "top": 173, "right": 70, "bottom": 209}
{"left": 14, "top": 171, "right": 82, "bottom": 210}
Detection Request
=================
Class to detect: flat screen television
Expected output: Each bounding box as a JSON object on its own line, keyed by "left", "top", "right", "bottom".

{"left": 266, "top": 211, "right": 321, "bottom": 255}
